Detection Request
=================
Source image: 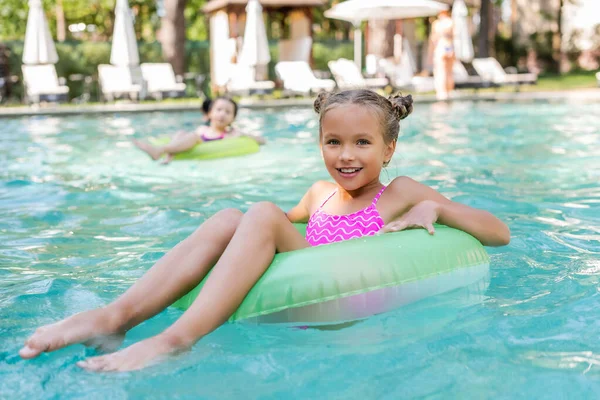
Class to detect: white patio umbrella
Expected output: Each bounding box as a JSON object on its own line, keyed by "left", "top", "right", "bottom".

{"left": 399, "top": 37, "right": 417, "bottom": 77}
{"left": 238, "top": 0, "right": 271, "bottom": 80}
{"left": 22, "top": 0, "right": 59, "bottom": 65}
{"left": 452, "top": 0, "right": 474, "bottom": 62}
{"left": 325, "top": 0, "right": 448, "bottom": 70}
{"left": 110, "top": 0, "right": 140, "bottom": 67}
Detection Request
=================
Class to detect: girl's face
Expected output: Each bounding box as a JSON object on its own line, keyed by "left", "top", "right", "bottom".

{"left": 320, "top": 104, "right": 396, "bottom": 192}
{"left": 209, "top": 99, "right": 236, "bottom": 128}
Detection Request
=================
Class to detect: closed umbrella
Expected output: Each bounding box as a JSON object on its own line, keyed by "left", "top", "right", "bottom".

{"left": 452, "top": 0, "right": 474, "bottom": 62}
{"left": 22, "top": 0, "right": 59, "bottom": 65}
{"left": 110, "top": 0, "right": 140, "bottom": 67}
{"left": 238, "top": 0, "right": 271, "bottom": 80}
{"left": 325, "top": 0, "right": 448, "bottom": 70}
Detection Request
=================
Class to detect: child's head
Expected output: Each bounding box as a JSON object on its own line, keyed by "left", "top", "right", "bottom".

{"left": 208, "top": 97, "right": 238, "bottom": 128}
{"left": 314, "top": 89, "right": 413, "bottom": 190}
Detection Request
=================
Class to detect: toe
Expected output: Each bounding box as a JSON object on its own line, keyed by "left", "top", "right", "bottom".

{"left": 19, "top": 345, "right": 42, "bottom": 359}
{"left": 77, "top": 356, "right": 106, "bottom": 371}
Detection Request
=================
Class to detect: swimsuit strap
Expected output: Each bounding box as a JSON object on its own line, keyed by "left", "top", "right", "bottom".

{"left": 201, "top": 132, "right": 225, "bottom": 141}
{"left": 371, "top": 185, "right": 387, "bottom": 206}
{"left": 319, "top": 186, "right": 386, "bottom": 210}
{"left": 318, "top": 190, "right": 337, "bottom": 209}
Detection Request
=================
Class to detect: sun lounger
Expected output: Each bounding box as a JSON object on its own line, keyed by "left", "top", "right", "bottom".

{"left": 226, "top": 63, "right": 275, "bottom": 96}
{"left": 98, "top": 64, "right": 142, "bottom": 101}
{"left": 21, "top": 64, "right": 69, "bottom": 104}
{"left": 328, "top": 58, "right": 388, "bottom": 90}
{"left": 275, "top": 61, "right": 336, "bottom": 96}
{"left": 472, "top": 57, "right": 537, "bottom": 88}
{"left": 452, "top": 61, "right": 498, "bottom": 90}
{"left": 140, "top": 63, "right": 186, "bottom": 100}
{"left": 378, "top": 58, "right": 435, "bottom": 93}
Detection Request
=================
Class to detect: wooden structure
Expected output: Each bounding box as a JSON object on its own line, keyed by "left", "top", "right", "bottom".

{"left": 203, "top": 0, "right": 326, "bottom": 91}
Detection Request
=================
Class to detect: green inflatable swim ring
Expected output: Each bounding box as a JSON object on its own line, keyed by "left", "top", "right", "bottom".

{"left": 150, "top": 136, "right": 259, "bottom": 160}
{"left": 173, "top": 224, "right": 490, "bottom": 324}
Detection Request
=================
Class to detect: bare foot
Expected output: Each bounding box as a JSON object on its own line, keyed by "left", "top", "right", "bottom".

{"left": 132, "top": 139, "right": 163, "bottom": 161}
{"left": 19, "top": 308, "right": 125, "bottom": 359}
{"left": 160, "top": 153, "right": 174, "bottom": 165}
{"left": 77, "top": 334, "right": 188, "bottom": 372}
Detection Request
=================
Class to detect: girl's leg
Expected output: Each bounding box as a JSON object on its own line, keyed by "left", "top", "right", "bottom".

{"left": 433, "top": 54, "right": 448, "bottom": 100}
{"left": 133, "top": 132, "right": 199, "bottom": 160}
{"left": 445, "top": 57, "right": 455, "bottom": 93}
{"left": 19, "top": 209, "right": 244, "bottom": 359}
{"left": 78, "top": 202, "right": 309, "bottom": 372}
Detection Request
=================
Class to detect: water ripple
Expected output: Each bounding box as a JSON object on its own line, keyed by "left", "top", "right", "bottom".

{"left": 1, "top": 101, "right": 600, "bottom": 397}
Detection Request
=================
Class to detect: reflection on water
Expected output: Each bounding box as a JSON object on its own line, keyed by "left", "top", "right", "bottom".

{"left": 1, "top": 100, "right": 600, "bottom": 398}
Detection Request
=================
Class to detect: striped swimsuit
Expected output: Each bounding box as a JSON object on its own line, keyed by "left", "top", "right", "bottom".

{"left": 305, "top": 186, "right": 387, "bottom": 246}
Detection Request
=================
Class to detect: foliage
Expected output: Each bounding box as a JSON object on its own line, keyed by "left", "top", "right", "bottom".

{"left": 528, "top": 30, "right": 555, "bottom": 69}
{"left": 185, "top": 0, "right": 208, "bottom": 41}
{"left": 0, "top": 0, "right": 208, "bottom": 41}
{"left": 312, "top": 41, "right": 353, "bottom": 70}
{"left": 495, "top": 33, "right": 526, "bottom": 68}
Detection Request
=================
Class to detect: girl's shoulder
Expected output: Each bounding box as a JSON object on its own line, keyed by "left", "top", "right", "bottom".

{"left": 381, "top": 175, "right": 422, "bottom": 202}
{"left": 383, "top": 175, "right": 435, "bottom": 202}
{"left": 386, "top": 176, "right": 419, "bottom": 193}
{"left": 195, "top": 125, "right": 210, "bottom": 134}
{"left": 307, "top": 181, "right": 336, "bottom": 211}
{"left": 377, "top": 176, "right": 423, "bottom": 221}
{"left": 309, "top": 180, "right": 336, "bottom": 198}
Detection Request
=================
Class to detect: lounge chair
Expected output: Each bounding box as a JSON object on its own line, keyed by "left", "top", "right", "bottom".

{"left": 378, "top": 58, "right": 435, "bottom": 93}
{"left": 140, "top": 63, "right": 186, "bottom": 100}
{"left": 98, "top": 64, "right": 142, "bottom": 102}
{"left": 327, "top": 58, "right": 388, "bottom": 90}
{"left": 21, "top": 64, "right": 69, "bottom": 104}
{"left": 472, "top": 57, "right": 537, "bottom": 88}
{"left": 452, "top": 61, "right": 498, "bottom": 90}
{"left": 275, "top": 61, "right": 336, "bottom": 96}
{"left": 226, "top": 63, "right": 275, "bottom": 96}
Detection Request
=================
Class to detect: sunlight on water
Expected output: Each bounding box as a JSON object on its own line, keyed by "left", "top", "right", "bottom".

{"left": 1, "top": 99, "right": 599, "bottom": 398}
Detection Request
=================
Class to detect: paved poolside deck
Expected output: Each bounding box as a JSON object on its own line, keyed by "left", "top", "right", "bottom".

{"left": 1, "top": 89, "right": 600, "bottom": 118}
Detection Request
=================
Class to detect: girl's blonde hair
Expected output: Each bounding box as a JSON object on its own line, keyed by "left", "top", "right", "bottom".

{"left": 313, "top": 89, "right": 413, "bottom": 147}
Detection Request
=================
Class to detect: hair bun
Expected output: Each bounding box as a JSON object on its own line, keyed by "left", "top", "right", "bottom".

{"left": 314, "top": 91, "right": 332, "bottom": 114}
{"left": 388, "top": 93, "right": 413, "bottom": 121}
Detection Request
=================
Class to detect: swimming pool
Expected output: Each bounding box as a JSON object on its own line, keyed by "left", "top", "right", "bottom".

{"left": 1, "top": 99, "right": 599, "bottom": 398}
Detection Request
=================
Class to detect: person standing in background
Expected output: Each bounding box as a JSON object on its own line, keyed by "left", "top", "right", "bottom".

{"left": 430, "top": 10, "right": 455, "bottom": 100}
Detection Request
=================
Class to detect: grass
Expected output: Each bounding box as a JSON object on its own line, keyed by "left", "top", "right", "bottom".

{"left": 533, "top": 70, "right": 598, "bottom": 90}
{"left": 473, "top": 70, "right": 598, "bottom": 93}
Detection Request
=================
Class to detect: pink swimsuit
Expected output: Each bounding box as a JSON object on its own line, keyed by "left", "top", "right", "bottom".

{"left": 305, "top": 186, "right": 387, "bottom": 246}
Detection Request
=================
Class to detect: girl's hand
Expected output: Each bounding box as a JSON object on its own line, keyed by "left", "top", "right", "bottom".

{"left": 380, "top": 200, "right": 441, "bottom": 235}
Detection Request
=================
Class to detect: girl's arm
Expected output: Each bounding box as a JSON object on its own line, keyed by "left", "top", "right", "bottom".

{"left": 384, "top": 177, "right": 510, "bottom": 247}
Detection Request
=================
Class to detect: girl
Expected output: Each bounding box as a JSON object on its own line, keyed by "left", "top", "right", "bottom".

{"left": 19, "top": 90, "right": 510, "bottom": 371}
{"left": 133, "top": 96, "right": 265, "bottom": 164}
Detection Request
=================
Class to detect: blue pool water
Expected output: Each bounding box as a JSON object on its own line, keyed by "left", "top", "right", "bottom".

{"left": 1, "top": 99, "right": 599, "bottom": 398}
